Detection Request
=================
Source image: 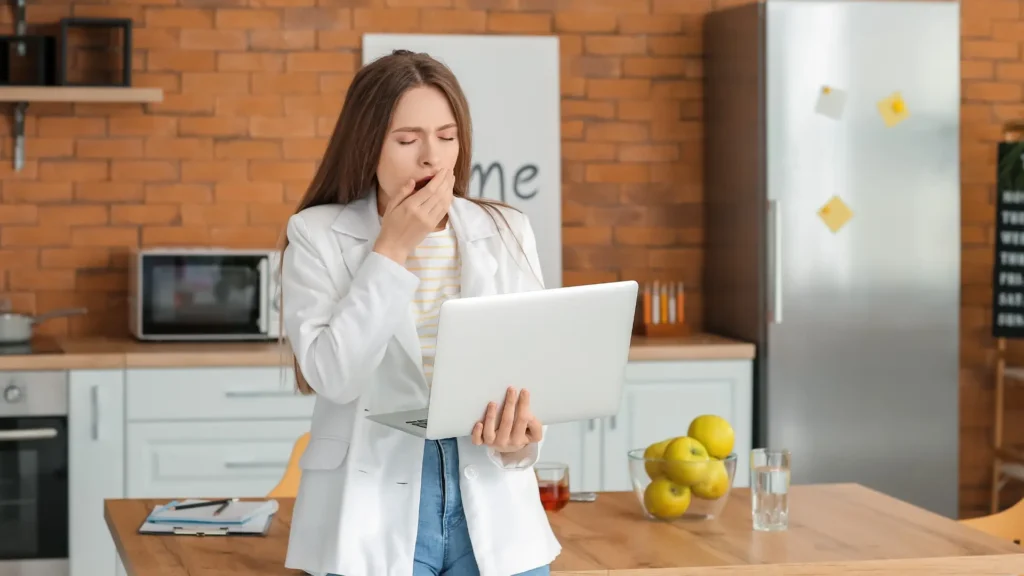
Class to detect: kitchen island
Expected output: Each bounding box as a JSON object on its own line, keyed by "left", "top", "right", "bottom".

{"left": 104, "top": 484, "right": 1024, "bottom": 575}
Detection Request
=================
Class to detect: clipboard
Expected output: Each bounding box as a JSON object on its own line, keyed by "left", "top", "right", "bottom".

{"left": 138, "top": 505, "right": 274, "bottom": 537}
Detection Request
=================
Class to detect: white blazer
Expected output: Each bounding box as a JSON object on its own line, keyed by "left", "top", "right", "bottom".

{"left": 281, "top": 190, "right": 562, "bottom": 576}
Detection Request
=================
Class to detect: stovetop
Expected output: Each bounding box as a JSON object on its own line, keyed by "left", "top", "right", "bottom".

{"left": 0, "top": 338, "right": 64, "bottom": 356}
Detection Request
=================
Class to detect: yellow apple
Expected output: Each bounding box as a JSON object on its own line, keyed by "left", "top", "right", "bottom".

{"left": 643, "top": 438, "right": 673, "bottom": 480}
{"left": 687, "top": 414, "right": 735, "bottom": 460}
{"left": 662, "top": 436, "right": 710, "bottom": 486}
{"left": 691, "top": 458, "right": 730, "bottom": 500}
{"left": 643, "top": 477, "right": 691, "bottom": 520}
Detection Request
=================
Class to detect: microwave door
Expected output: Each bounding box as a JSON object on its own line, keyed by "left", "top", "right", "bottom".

{"left": 140, "top": 253, "right": 267, "bottom": 340}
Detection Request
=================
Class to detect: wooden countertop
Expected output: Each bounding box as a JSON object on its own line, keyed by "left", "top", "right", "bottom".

{"left": 0, "top": 333, "right": 754, "bottom": 371}
{"left": 104, "top": 484, "right": 1024, "bottom": 576}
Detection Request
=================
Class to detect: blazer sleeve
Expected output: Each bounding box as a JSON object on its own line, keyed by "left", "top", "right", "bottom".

{"left": 282, "top": 213, "right": 420, "bottom": 405}
{"left": 486, "top": 213, "right": 548, "bottom": 470}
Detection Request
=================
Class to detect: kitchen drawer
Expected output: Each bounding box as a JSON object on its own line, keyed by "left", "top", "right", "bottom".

{"left": 126, "top": 420, "right": 310, "bottom": 498}
{"left": 126, "top": 367, "right": 315, "bottom": 422}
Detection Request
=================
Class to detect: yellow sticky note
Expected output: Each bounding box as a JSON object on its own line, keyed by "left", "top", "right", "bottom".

{"left": 877, "top": 92, "right": 909, "bottom": 127}
{"left": 818, "top": 195, "right": 853, "bottom": 233}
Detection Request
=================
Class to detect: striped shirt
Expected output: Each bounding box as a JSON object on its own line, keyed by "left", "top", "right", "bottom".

{"left": 405, "top": 223, "right": 461, "bottom": 387}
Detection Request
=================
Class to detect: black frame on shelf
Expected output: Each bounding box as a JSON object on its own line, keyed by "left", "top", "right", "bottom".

{"left": 58, "top": 17, "right": 132, "bottom": 87}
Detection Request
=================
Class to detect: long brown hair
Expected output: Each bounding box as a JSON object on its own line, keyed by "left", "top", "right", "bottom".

{"left": 280, "top": 49, "right": 531, "bottom": 395}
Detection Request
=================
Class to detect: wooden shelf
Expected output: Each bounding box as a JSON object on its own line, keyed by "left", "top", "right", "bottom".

{"left": 0, "top": 86, "right": 163, "bottom": 103}
{"left": 0, "top": 86, "right": 165, "bottom": 172}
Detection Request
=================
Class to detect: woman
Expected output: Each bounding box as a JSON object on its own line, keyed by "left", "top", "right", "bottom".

{"left": 280, "top": 49, "right": 561, "bottom": 576}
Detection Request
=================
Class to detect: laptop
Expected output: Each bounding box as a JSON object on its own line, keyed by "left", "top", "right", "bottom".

{"left": 367, "top": 280, "right": 639, "bottom": 439}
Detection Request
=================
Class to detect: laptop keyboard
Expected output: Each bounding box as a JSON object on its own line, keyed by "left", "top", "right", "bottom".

{"left": 407, "top": 419, "right": 428, "bottom": 428}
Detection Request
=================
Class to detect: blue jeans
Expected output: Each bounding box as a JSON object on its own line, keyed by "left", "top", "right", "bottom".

{"left": 330, "top": 438, "right": 550, "bottom": 576}
{"left": 412, "top": 438, "right": 550, "bottom": 576}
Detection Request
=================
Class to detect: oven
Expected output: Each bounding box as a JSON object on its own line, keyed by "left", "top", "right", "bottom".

{"left": 0, "top": 371, "right": 68, "bottom": 576}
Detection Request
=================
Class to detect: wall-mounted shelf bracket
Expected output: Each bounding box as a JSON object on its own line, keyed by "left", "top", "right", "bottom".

{"left": 12, "top": 101, "right": 26, "bottom": 171}
{"left": 14, "top": 0, "right": 26, "bottom": 56}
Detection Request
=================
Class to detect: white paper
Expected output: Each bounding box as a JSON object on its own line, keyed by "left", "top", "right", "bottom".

{"left": 139, "top": 504, "right": 274, "bottom": 535}
{"left": 815, "top": 86, "right": 848, "bottom": 120}
{"left": 147, "top": 499, "right": 279, "bottom": 525}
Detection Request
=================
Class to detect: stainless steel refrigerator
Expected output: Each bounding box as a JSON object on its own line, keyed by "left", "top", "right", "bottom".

{"left": 703, "top": 0, "right": 961, "bottom": 518}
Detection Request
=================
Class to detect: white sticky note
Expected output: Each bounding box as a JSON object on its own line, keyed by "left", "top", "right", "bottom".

{"left": 815, "top": 85, "right": 847, "bottom": 120}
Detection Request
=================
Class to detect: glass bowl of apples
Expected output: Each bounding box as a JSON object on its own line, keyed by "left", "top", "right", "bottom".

{"left": 626, "top": 415, "right": 738, "bottom": 521}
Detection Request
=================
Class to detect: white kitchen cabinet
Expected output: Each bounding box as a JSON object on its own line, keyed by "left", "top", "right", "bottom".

{"left": 123, "top": 367, "right": 314, "bottom": 499}
{"left": 126, "top": 420, "right": 311, "bottom": 498}
{"left": 602, "top": 359, "right": 754, "bottom": 492}
{"left": 125, "top": 366, "right": 314, "bottom": 422}
{"left": 540, "top": 358, "right": 753, "bottom": 494}
{"left": 68, "top": 369, "right": 125, "bottom": 576}
{"left": 537, "top": 419, "right": 602, "bottom": 491}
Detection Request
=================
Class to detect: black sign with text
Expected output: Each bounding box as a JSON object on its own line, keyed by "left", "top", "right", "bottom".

{"left": 992, "top": 141, "right": 1024, "bottom": 337}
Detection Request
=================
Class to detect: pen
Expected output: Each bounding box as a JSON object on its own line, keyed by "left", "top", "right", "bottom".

{"left": 170, "top": 498, "right": 238, "bottom": 511}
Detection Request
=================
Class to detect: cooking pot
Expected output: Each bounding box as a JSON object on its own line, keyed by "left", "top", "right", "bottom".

{"left": 0, "top": 308, "right": 89, "bottom": 344}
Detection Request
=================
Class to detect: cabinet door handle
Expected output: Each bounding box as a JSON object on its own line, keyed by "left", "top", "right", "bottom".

{"left": 90, "top": 385, "right": 100, "bottom": 441}
{"left": 0, "top": 428, "right": 58, "bottom": 442}
{"left": 588, "top": 418, "right": 598, "bottom": 431}
{"left": 223, "top": 461, "right": 288, "bottom": 469}
{"left": 224, "top": 390, "right": 296, "bottom": 398}
{"left": 608, "top": 416, "right": 617, "bottom": 430}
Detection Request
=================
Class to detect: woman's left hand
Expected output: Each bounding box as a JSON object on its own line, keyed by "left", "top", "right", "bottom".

{"left": 471, "top": 387, "right": 543, "bottom": 452}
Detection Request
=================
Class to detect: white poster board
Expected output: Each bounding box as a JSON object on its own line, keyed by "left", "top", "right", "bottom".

{"left": 362, "top": 34, "right": 562, "bottom": 288}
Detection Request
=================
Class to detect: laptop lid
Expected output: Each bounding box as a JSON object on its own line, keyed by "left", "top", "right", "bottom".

{"left": 423, "top": 280, "right": 639, "bottom": 440}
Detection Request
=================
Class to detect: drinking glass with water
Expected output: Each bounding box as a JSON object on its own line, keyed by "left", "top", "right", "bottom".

{"left": 750, "top": 448, "right": 791, "bottom": 531}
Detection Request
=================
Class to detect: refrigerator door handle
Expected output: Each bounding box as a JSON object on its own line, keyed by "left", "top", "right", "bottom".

{"left": 770, "top": 199, "right": 783, "bottom": 324}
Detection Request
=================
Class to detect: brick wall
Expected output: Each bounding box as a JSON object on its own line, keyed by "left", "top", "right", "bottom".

{"left": 0, "top": 0, "right": 1020, "bottom": 518}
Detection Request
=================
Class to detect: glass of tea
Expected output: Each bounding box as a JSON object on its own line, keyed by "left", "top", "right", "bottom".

{"left": 535, "top": 462, "right": 570, "bottom": 512}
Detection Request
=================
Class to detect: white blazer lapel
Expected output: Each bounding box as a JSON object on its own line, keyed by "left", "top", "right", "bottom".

{"left": 331, "top": 191, "right": 423, "bottom": 377}
{"left": 449, "top": 198, "right": 498, "bottom": 299}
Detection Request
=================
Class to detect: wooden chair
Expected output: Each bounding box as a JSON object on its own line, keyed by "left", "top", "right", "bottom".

{"left": 960, "top": 495, "right": 1024, "bottom": 546}
{"left": 267, "top": 432, "right": 310, "bottom": 498}
{"left": 992, "top": 339, "right": 1024, "bottom": 514}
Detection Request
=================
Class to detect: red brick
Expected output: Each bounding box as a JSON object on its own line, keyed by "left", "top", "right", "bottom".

{"left": 9, "top": 270, "right": 76, "bottom": 291}
{"left": 39, "top": 161, "right": 109, "bottom": 182}
{"left": 111, "top": 205, "right": 181, "bottom": 225}
{"left": 215, "top": 8, "right": 280, "bottom": 28}
{"left": 40, "top": 248, "right": 110, "bottom": 269}
{"left": 37, "top": 205, "right": 108, "bottom": 226}
{"left": 148, "top": 50, "right": 216, "bottom": 72}
{"left": 352, "top": 8, "right": 421, "bottom": 31}
{"left": 554, "top": 11, "right": 616, "bottom": 32}
{"left": 71, "top": 227, "right": 139, "bottom": 248}
{"left": 218, "top": 52, "right": 285, "bottom": 72}
{"left": 76, "top": 138, "right": 145, "bottom": 159}
{"left": 286, "top": 52, "right": 358, "bottom": 72}
{"left": 180, "top": 30, "right": 247, "bottom": 50}
{"left": 422, "top": 9, "right": 486, "bottom": 32}
{"left": 145, "top": 8, "right": 214, "bottom": 28}
{"left": 487, "top": 12, "right": 551, "bottom": 33}
{"left": 181, "top": 204, "right": 249, "bottom": 226}
{"left": 111, "top": 161, "right": 179, "bottom": 182}
{"left": 215, "top": 182, "right": 285, "bottom": 203}
{"left": 145, "top": 137, "right": 215, "bottom": 159}
{"left": 586, "top": 122, "right": 648, "bottom": 142}
{"left": 585, "top": 35, "right": 645, "bottom": 55}
{"left": 250, "top": 30, "right": 317, "bottom": 50}
{"left": 588, "top": 78, "right": 650, "bottom": 99}
{"left": 283, "top": 8, "right": 351, "bottom": 30}
{"left": 0, "top": 205, "right": 38, "bottom": 224}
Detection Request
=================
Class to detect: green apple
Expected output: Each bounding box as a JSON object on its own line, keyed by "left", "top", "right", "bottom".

{"left": 643, "top": 477, "right": 691, "bottom": 520}
{"left": 643, "top": 438, "right": 674, "bottom": 480}
{"left": 662, "top": 436, "right": 710, "bottom": 486}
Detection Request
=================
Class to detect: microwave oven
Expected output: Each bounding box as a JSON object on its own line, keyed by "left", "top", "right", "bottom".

{"left": 129, "top": 248, "right": 281, "bottom": 341}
